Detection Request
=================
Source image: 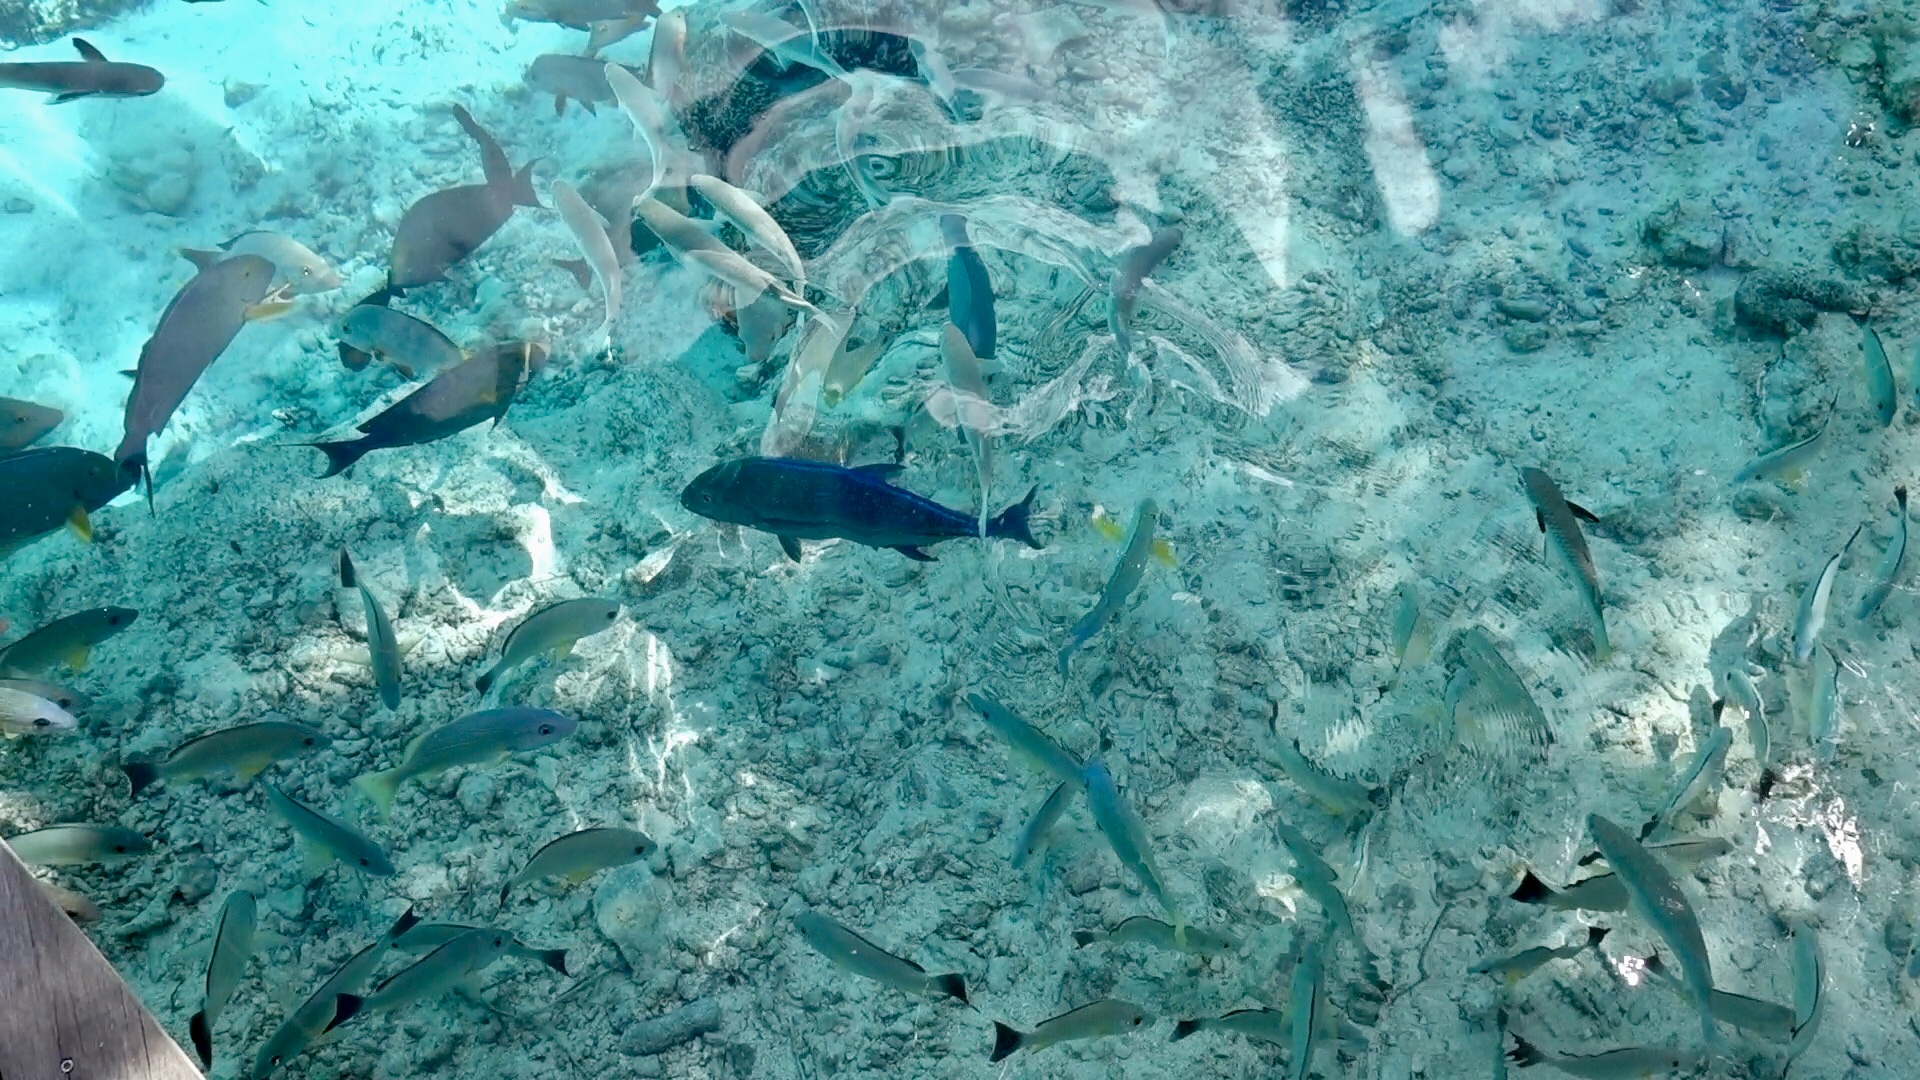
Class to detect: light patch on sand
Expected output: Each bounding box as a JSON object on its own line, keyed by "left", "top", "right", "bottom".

{"left": 1351, "top": 47, "right": 1439, "bottom": 236}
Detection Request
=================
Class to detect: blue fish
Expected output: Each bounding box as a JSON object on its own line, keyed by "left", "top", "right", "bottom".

{"left": 941, "top": 214, "right": 995, "bottom": 362}
{"left": 680, "top": 456, "right": 1039, "bottom": 561}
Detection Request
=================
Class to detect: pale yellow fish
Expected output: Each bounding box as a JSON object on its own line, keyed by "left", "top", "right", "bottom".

{"left": 689, "top": 173, "right": 805, "bottom": 285}
{"left": 551, "top": 179, "right": 623, "bottom": 340}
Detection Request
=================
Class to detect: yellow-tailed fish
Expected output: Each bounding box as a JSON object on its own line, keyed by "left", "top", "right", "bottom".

{"left": 966, "top": 691, "right": 1082, "bottom": 783}
{"left": 0, "top": 676, "right": 89, "bottom": 714}
{"left": 327, "top": 927, "right": 514, "bottom": 1030}
{"left": 0, "top": 686, "right": 77, "bottom": 735}
{"left": 1861, "top": 320, "right": 1897, "bottom": 426}
{"left": 6, "top": 823, "right": 150, "bottom": 865}
{"left": 1272, "top": 816, "right": 1356, "bottom": 940}
{"left": 264, "top": 785, "right": 394, "bottom": 877}
{"left": 340, "top": 550, "right": 402, "bottom": 711}
{"left": 1081, "top": 758, "right": 1182, "bottom": 936}
{"left": 1857, "top": 485, "right": 1908, "bottom": 619}
{"left": 357, "top": 707, "right": 575, "bottom": 814}
{"left": 188, "top": 890, "right": 258, "bottom": 1068}
{"left": 1071, "top": 916, "right": 1236, "bottom": 957}
{"left": 475, "top": 598, "right": 621, "bottom": 693}
{"left": 1520, "top": 467, "right": 1609, "bottom": 661}
{"left": 1786, "top": 921, "right": 1823, "bottom": 1070}
{"left": 395, "top": 922, "right": 568, "bottom": 975}
{"left": 1288, "top": 938, "right": 1327, "bottom": 1080}
{"left": 500, "top": 826, "right": 656, "bottom": 906}
{"left": 793, "top": 910, "right": 968, "bottom": 1004}
{"left": 1792, "top": 525, "right": 1860, "bottom": 662}
{"left": 1470, "top": 926, "right": 1606, "bottom": 985}
{"left": 123, "top": 721, "right": 330, "bottom": 797}
{"left": 1731, "top": 397, "right": 1835, "bottom": 486}
{"left": 1060, "top": 500, "right": 1159, "bottom": 678}
{"left": 1588, "top": 814, "right": 1716, "bottom": 1044}
{"left": 250, "top": 907, "right": 420, "bottom": 1079}
{"left": 1505, "top": 1036, "right": 1704, "bottom": 1077}
{"left": 1012, "top": 780, "right": 1074, "bottom": 867}
{"left": 0, "top": 606, "right": 137, "bottom": 675}
{"left": 990, "top": 999, "right": 1148, "bottom": 1061}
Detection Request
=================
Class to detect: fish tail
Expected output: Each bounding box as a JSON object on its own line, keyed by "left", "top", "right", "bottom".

{"left": 536, "top": 948, "right": 570, "bottom": 976}
{"left": 1584, "top": 925, "right": 1609, "bottom": 950}
{"left": 988, "top": 485, "right": 1042, "bottom": 549}
{"left": 324, "top": 994, "right": 363, "bottom": 1034}
{"left": 304, "top": 439, "right": 371, "bottom": 479}
{"left": 1505, "top": 1034, "right": 1543, "bottom": 1067}
{"left": 188, "top": 1010, "right": 213, "bottom": 1068}
{"left": 1509, "top": 870, "right": 1555, "bottom": 905}
{"left": 1070, "top": 930, "right": 1097, "bottom": 947}
{"left": 989, "top": 1022, "right": 1024, "bottom": 1062}
{"left": 931, "top": 973, "right": 968, "bottom": 1006}
{"left": 475, "top": 662, "right": 503, "bottom": 694}
{"left": 121, "top": 760, "right": 161, "bottom": 798}
{"left": 1169, "top": 1019, "right": 1202, "bottom": 1042}
{"left": 508, "top": 159, "right": 546, "bottom": 210}
{"left": 354, "top": 769, "right": 400, "bottom": 817}
{"left": 339, "top": 549, "right": 357, "bottom": 588}
{"left": 1588, "top": 605, "right": 1612, "bottom": 664}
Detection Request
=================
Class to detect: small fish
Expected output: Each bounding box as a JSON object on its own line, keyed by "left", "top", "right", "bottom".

{"left": 0, "top": 606, "right": 137, "bottom": 676}
{"left": 631, "top": 195, "right": 730, "bottom": 258}
{"left": 1013, "top": 780, "right": 1074, "bottom": 867}
{"left": 264, "top": 785, "right": 394, "bottom": 878}
{"left": 181, "top": 231, "right": 341, "bottom": 295}
{"left": 357, "top": 707, "right": 576, "bottom": 812}
{"left": 1861, "top": 320, "right": 1898, "bottom": 426}
{"left": 115, "top": 255, "right": 278, "bottom": 496}
{"left": 123, "top": 720, "right": 330, "bottom": 797}
{"left": 1856, "top": 485, "right": 1908, "bottom": 619}
{"left": 1060, "top": 500, "right": 1160, "bottom": 678}
{"left": 500, "top": 827, "right": 656, "bottom": 905}
{"left": 394, "top": 922, "right": 568, "bottom": 975}
{"left": 1643, "top": 952, "right": 1793, "bottom": 1036}
{"left": 0, "top": 677, "right": 89, "bottom": 715}
{"left": 1082, "top": 759, "right": 1182, "bottom": 932}
{"left": 475, "top": 599, "right": 621, "bottom": 693}
{"left": 1640, "top": 725, "right": 1731, "bottom": 840}
{"left": 1720, "top": 667, "right": 1770, "bottom": 768}
{"left": 328, "top": 928, "right": 514, "bottom": 1029}
{"left": 646, "top": 8, "right": 688, "bottom": 99}
{"left": 606, "top": 65, "right": 690, "bottom": 202}
{"left": 1521, "top": 467, "right": 1610, "bottom": 661}
{"left": 1519, "top": 836, "right": 1732, "bottom": 911}
{"left": 1731, "top": 399, "right": 1835, "bottom": 486}
{"left": 251, "top": 907, "right": 420, "bottom": 1079}
{"left": 793, "top": 910, "right": 969, "bottom": 1003}
{"left": 0, "top": 447, "right": 128, "bottom": 553}
{"left": 338, "top": 305, "right": 462, "bottom": 378}
{"left": 339, "top": 550, "right": 401, "bottom": 711}
{"left": 761, "top": 308, "right": 853, "bottom": 454}
{"left": 1385, "top": 580, "right": 1434, "bottom": 689}
{"left": 679, "top": 247, "right": 818, "bottom": 316}
{"left": 303, "top": 341, "right": 548, "bottom": 477}
{"left": 722, "top": 11, "right": 851, "bottom": 79}
{"left": 505, "top": 0, "right": 656, "bottom": 29}
{"left": 939, "top": 323, "right": 995, "bottom": 535}
{"left": 525, "top": 54, "right": 633, "bottom": 115}
{"left": 0, "top": 397, "right": 63, "bottom": 451}
{"left": 1263, "top": 722, "right": 1382, "bottom": 820}
{"left": 1786, "top": 922, "right": 1823, "bottom": 1072}
{"left": 6, "top": 824, "right": 150, "bottom": 865}
{"left": 1587, "top": 814, "right": 1715, "bottom": 1044}
{"left": 552, "top": 180, "right": 624, "bottom": 342}
{"left": 681, "top": 456, "right": 1041, "bottom": 562}
{"left": 388, "top": 106, "right": 543, "bottom": 293}
{"left": 1792, "top": 525, "right": 1860, "bottom": 663}
{"left": 1505, "top": 1035, "right": 1704, "bottom": 1077}
{"left": 1109, "top": 226, "right": 1180, "bottom": 361}
{"left": 0, "top": 687, "right": 77, "bottom": 735}
{"left": 689, "top": 174, "right": 805, "bottom": 286}
{"left": 1071, "top": 916, "right": 1235, "bottom": 956}
{"left": 991, "top": 999, "right": 1148, "bottom": 1061}
{"left": 966, "top": 692, "right": 1082, "bottom": 783}
{"left": 588, "top": 14, "right": 652, "bottom": 53}
{"left": 1806, "top": 645, "right": 1841, "bottom": 759}
{"left": 189, "top": 891, "right": 258, "bottom": 1068}
{"left": 1470, "top": 926, "right": 1608, "bottom": 984}
{"left": 1272, "top": 817, "right": 1355, "bottom": 940}
{"left": 1289, "top": 938, "right": 1327, "bottom": 1080}
{"left": 0, "top": 38, "right": 163, "bottom": 101}
{"left": 39, "top": 880, "right": 100, "bottom": 923}
{"left": 940, "top": 214, "right": 996, "bottom": 362}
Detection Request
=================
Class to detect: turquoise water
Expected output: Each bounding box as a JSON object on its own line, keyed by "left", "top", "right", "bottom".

{"left": 0, "top": 0, "right": 1905, "bottom": 1075}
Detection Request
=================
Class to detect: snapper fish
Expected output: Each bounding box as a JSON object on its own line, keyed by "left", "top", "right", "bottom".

{"left": 793, "top": 910, "right": 969, "bottom": 1004}
{"left": 357, "top": 707, "right": 576, "bottom": 813}
{"left": 181, "top": 232, "right": 341, "bottom": 295}
{"left": 0, "top": 607, "right": 137, "bottom": 676}
{"left": 302, "top": 342, "right": 548, "bottom": 476}
{"left": 123, "top": 720, "right": 330, "bottom": 796}
{"left": 991, "top": 999, "right": 1148, "bottom": 1061}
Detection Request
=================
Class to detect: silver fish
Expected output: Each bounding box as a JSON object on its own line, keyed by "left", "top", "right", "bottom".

{"left": 6, "top": 823, "right": 149, "bottom": 865}
{"left": 327, "top": 928, "right": 513, "bottom": 1029}
{"left": 1521, "top": 467, "right": 1609, "bottom": 661}
{"left": 552, "top": 179, "right": 623, "bottom": 341}
{"left": 1641, "top": 725, "right": 1731, "bottom": 840}
{"left": 1793, "top": 525, "right": 1860, "bottom": 662}
{"left": 265, "top": 785, "right": 394, "bottom": 877}
{"left": 501, "top": 826, "right": 656, "bottom": 905}
{"left": 394, "top": 922, "right": 568, "bottom": 975}
{"left": 0, "top": 677, "right": 89, "bottom": 715}
{"left": 189, "top": 890, "right": 259, "bottom": 1068}
{"left": 340, "top": 550, "right": 401, "bottom": 711}
{"left": 0, "top": 686, "right": 77, "bottom": 735}
{"left": 181, "top": 231, "right": 341, "bottom": 295}
{"left": 991, "top": 999, "right": 1147, "bottom": 1061}
{"left": 1787, "top": 921, "right": 1823, "bottom": 1070}
{"left": 1109, "top": 226, "right": 1180, "bottom": 361}
{"left": 476, "top": 598, "right": 621, "bottom": 693}
{"left": 123, "top": 720, "right": 330, "bottom": 797}
{"left": 250, "top": 906, "right": 420, "bottom": 1079}
{"left": 689, "top": 174, "right": 804, "bottom": 286}
{"left": 1720, "top": 667, "right": 1769, "bottom": 768}
{"left": 793, "top": 910, "right": 968, "bottom": 1003}
{"left": 1806, "top": 645, "right": 1841, "bottom": 759}
{"left": 1013, "top": 780, "right": 1073, "bottom": 867}
{"left": 938, "top": 323, "right": 994, "bottom": 535}
{"left": 1272, "top": 817, "right": 1355, "bottom": 940}
{"left": 1505, "top": 1035, "right": 1703, "bottom": 1078}
{"left": 1470, "top": 926, "right": 1607, "bottom": 984}
{"left": 1082, "top": 758, "right": 1181, "bottom": 931}
{"left": 1856, "top": 485, "right": 1908, "bottom": 619}
{"left": 1588, "top": 814, "right": 1715, "bottom": 1044}
{"left": 1732, "top": 399, "right": 1835, "bottom": 486}
{"left": 1861, "top": 320, "right": 1898, "bottom": 427}
{"left": 1644, "top": 952, "right": 1793, "bottom": 1036}
{"left": 1264, "top": 717, "right": 1381, "bottom": 820}
{"left": 357, "top": 707, "right": 576, "bottom": 812}
{"left": 1071, "top": 916, "right": 1236, "bottom": 957}
{"left": 967, "top": 692, "right": 1082, "bottom": 783}
{"left": 1060, "top": 500, "right": 1159, "bottom": 678}
{"left": 1289, "top": 938, "right": 1327, "bottom": 1080}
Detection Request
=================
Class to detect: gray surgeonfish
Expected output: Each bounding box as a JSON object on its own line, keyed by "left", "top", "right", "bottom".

{"left": 302, "top": 342, "right": 548, "bottom": 477}
{"left": 0, "top": 397, "right": 63, "bottom": 451}
{"left": 0, "top": 38, "right": 163, "bottom": 101}
{"left": 115, "top": 254, "right": 278, "bottom": 500}
{"left": 475, "top": 598, "right": 621, "bottom": 693}
{"left": 0, "top": 448, "right": 129, "bottom": 554}
{"left": 387, "top": 106, "right": 544, "bottom": 293}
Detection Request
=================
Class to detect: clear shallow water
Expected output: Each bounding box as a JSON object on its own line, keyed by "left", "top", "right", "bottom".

{"left": 0, "top": 0, "right": 1910, "bottom": 1076}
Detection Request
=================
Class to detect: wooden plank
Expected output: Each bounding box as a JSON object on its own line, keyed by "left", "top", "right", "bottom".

{"left": 0, "top": 839, "right": 202, "bottom": 1080}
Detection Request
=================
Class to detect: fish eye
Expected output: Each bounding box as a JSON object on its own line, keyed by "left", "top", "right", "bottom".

{"left": 1130, "top": 1017, "right": 1142, "bottom": 1026}
{"left": 300, "top": 267, "right": 313, "bottom": 277}
{"left": 634, "top": 845, "right": 647, "bottom": 854}
{"left": 358, "top": 857, "right": 370, "bottom": 866}
{"left": 605, "top": 611, "right": 617, "bottom": 620}
{"left": 33, "top": 718, "right": 49, "bottom": 728}
{"left": 538, "top": 724, "right": 554, "bottom": 736}
{"left": 304, "top": 737, "right": 317, "bottom": 746}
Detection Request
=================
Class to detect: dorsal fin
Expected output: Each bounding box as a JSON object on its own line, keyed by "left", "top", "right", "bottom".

{"left": 72, "top": 38, "right": 107, "bottom": 63}
{"left": 854, "top": 462, "right": 903, "bottom": 478}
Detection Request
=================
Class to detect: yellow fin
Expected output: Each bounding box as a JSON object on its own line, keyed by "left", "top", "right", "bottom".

{"left": 1150, "top": 538, "right": 1175, "bottom": 567}
{"left": 66, "top": 505, "right": 93, "bottom": 543}
{"left": 244, "top": 300, "right": 295, "bottom": 322}
{"left": 563, "top": 869, "right": 595, "bottom": 884}
{"left": 61, "top": 645, "right": 90, "bottom": 671}
{"left": 1092, "top": 508, "right": 1124, "bottom": 542}
{"left": 547, "top": 639, "right": 576, "bottom": 661}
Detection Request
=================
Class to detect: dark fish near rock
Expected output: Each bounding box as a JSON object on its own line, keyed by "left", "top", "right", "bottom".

{"left": 526, "top": 54, "right": 639, "bottom": 116}
{"left": 0, "top": 607, "right": 138, "bottom": 676}
{"left": 941, "top": 213, "right": 996, "bottom": 361}
{"left": 0, "top": 38, "right": 164, "bottom": 102}
{"left": 506, "top": 0, "right": 659, "bottom": 30}
{"left": 0, "top": 397, "right": 63, "bottom": 452}
{"left": 114, "top": 254, "right": 278, "bottom": 499}
{"left": 0, "top": 448, "right": 130, "bottom": 554}
{"left": 680, "top": 456, "right": 1040, "bottom": 561}
{"left": 388, "top": 106, "right": 544, "bottom": 292}
{"left": 303, "top": 342, "right": 549, "bottom": 477}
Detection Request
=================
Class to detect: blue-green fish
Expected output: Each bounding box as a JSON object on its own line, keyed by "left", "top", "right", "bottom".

{"left": 475, "top": 599, "right": 620, "bottom": 693}
{"left": 1060, "top": 500, "right": 1159, "bottom": 678}
{"left": 500, "top": 826, "right": 655, "bottom": 905}
{"left": 265, "top": 785, "right": 393, "bottom": 877}
{"left": 967, "top": 692, "right": 1082, "bottom": 783}
{"left": 1856, "top": 485, "right": 1908, "bottom": 619}
{"left": 1012, "top": 780, "right": 1073, "bottom": 867}
{"left": 250, "top": 907, "right": 419, "bottom": 1079}
{"left": 1588, "top": 814, "right": 1715, "bottom": 1045}
{"left": 1081, "top": 759, "right": 1181, "bottom": 934}
{"left": 340, "top": 550, "right": 401, "bottom": 710}
{"left": 357, "top": 707, "right": 575, "bottom": 813}
{"left": 1521, "top": 467, "right": 1609, "bottom": 661}
{"left": 328, "top": 928, "right": 514, "bottom": 1029}
{"left": 793, "top": 910, "right": 968, "bottom": 1004}
{"left": 394, "top": 922, "right": 568, "bottom": 975}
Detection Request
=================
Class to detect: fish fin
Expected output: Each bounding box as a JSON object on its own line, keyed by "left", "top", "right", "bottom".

{"left": 1567, "top": 501, "right": 1601, "bottom": 523}
{"left": 552, "top": 94, "right": 567, "bottom": 116}
{"left": 1091, "top": 510, "right": 1125, "bottom": 542}
{"left": 325, "top": 995, "right": 363, "bottom": 1033}
{"left": 545, "top": 639, "right": 576, "bottom": 661}
{"left": 1070, "top": 930, "right": 1097, "bottom": 947}
{"left": 339, "top": 549, "right": 357, "bottom": 589}
{"left": 930, "top": 973, "right": 967, "bottom": 1005}
{"left": 1534, "top": 509, "right": 1544, "bottom": 532}
{"left": 777, "top": 534, "right": 803, "bottom": 562}
{"left": 854, "top": 462, "right": 905, "bottom": 478}
{"left": 926, "top": 284, "right": 950, "bottom": 310}
{"left": 895, "top": 546, "right": 935, "bottom": 561}
{"left": 475, "top": 663, "right": 503, "bottom": 694}
{"left": 120, "top": 369, "right": 138, "bottom": 379}
{"left": 61, "top": 644, "right": 90, "bottom": 671}
{"left": 245, "top": 300, "right": 295, "bottom": 322}
{"left": 552, "top": 258, "right": 593, "bottom": 290}
{"left": 1509, "top": 870, "right": 1554, "bottom": 905}
{"left": 47, "top": 91, "right": 94, "bottom": 104}
{"left": 1169, "top": 1019, "right": 1202, "bottom": 1042}
{"left": 303, "top": 439, "right": 370, "bottom": 479}
{"left": 72, "top": 38, "right": 107, "bottom": 62}
{"left": 536, "top": 948, "right": 570, "bottom": 976}
{"left": 508, "top": 159, "right": 546, "bottom": 210}
{"left": 188, "top": 1011, "right": 213, "bottom": 1068}
{"left": 354, "top": 770, "right": 400, "bottom": 818}
{"left": 296, "top": 839, "right": 333, "bottom": 877}
{"left": 580, "top": 100, "right": 597, "bottom": 117}
{"left": 338, "top": 341, "right": 372, "bottom": 371}
{"left": 1150, "top": 538, "right": 1175, "bottom": 566}
{"left": 230, "top": 758, "right": 274, "bottom": 786}
{"left": 178, "top": 247, "right": 222, "bottom": 271}
{"left": 1505, "top": 1035, "right": 1544, "bottom": 1067}
{"left": 66, "top": 505, "right": 92, "bottom": 543}
{"left": 121, "top": 761, "right": 161, "bottom": 797}
{"left": 499, "top": 880, "right": 516, "bottom": 909}
{"left": 1585, "top": 926, "right": 1609, "bottom": 949}
{"left": 988, "top": 485, "right": 1042, "bottom": 549}
{"left": 989, "top": 1022, "right": 1024, "bottom": 1062}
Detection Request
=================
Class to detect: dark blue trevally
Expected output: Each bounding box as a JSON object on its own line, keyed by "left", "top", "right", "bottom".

{"left": 681, "top": 456, "right": 1040, "bottom": 561}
